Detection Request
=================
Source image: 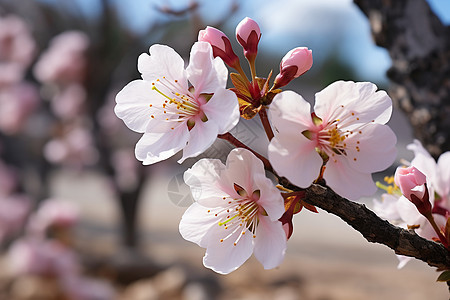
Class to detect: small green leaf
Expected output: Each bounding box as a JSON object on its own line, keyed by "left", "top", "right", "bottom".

{"left": 437, "top": 270, "right": 450, "bottom": 282}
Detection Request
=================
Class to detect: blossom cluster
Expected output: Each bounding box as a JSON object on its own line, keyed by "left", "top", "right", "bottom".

{"left": 115, "top": 17, "right": 399, "bottom": 273}
{"left": 374, "top": 140, "right": 450, "bottom": 268}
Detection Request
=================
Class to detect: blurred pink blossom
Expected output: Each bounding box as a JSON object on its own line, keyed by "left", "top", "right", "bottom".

{"left": 34, "top": 31, "right": 89, "bottom": 84}
{"left": 0, "top": 82, "right": 40, "bottom": 135}
{"left": 61, "top": 275, "right": 117, "bottom": 300}
{"left": 0, "top": 15, "right": 36, "bottom": 86}
{"left": 44, "top": 127, "right": 99, "bottom": 167}
{"left": 0, "top": 195, "right": 31, "bottom": 243}
{"left": 27, "top": 199, "right": 79, "bottom": 236}
{"left": 8, "top": 238, "right": 79, "bottom": 277}
{"left": 51, "top": 84, "right": 87, "bottom": 120}
{"left": 111, "top": 148, "right": 140, "bottom": 192}
{"left": 0, "top": 161, "right": 18, "bottom": 197}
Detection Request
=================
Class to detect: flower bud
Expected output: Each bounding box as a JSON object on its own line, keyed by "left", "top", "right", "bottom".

{"left": 235, "top": 17, "right": 261, "bottom": 61}
{"left": 198, "top": 26, "right": 239, "bottom": 68}
{"left": 394, "top": 166, "right": 432, "bottom": 215}
{"left": 273, "top": 47, "right": 313, "bottom": 89}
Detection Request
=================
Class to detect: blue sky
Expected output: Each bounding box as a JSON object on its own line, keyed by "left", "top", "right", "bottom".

{"left": 38, "top": 0, "right": 450, "bottom": 83}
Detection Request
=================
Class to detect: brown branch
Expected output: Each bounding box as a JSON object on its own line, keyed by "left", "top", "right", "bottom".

{"left": 354, "top": 0, "right": 450, "bottom": 157}
{"left": 299, "top": 183, "right": 450, "bottom": 270}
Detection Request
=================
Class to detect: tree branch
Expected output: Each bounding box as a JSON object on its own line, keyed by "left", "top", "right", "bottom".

{"left": 300, "top": 183, "right": 450, "bottom": 270}
{"left": 353, "top": 0, "right": 450, "bottom": 157}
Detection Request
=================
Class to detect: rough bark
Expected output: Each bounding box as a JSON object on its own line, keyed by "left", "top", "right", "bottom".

{"left": 354, "top": 0, "right": 450, "bottom": 158}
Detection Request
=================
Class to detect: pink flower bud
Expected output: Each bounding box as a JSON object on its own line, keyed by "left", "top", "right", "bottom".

{"left": 236, "top": 17, "right": 261, "bottom": 60}
{"left": 394, "top": 166, "right": 432, "bottom": 215}
{"left": 198, "top": 26, "right": 239, "bottom": 68}
{"left": 274, "top": 47, "right": 313, "bottom": 89}
{"left": 394, "top": 166, "right": 426, "bottom": 200}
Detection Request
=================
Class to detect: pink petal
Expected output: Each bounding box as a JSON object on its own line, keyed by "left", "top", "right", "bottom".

{"left": 268, "top": 133, "right": 322, "bottom": 188}
{"left": 135, "top": 126, "right": 189, "bottom": 165}
{"left": 202, "top": 223, "right": 254, "bottom": 274}
{"left": 224, "top": 148, "right": 266, "bottom": 196}
{"left": 179, "top": 203, "right": 220, "bottom": 248}
{"left": 346, "top": 123, "right": 397, "bottom": 173}
{"left": 270, "top": 90, "right": 313, "bottom": 128}
{"left": 186, "top": 42, "right": 228, "bottom": 95}
{"left": 138, "top": 44, "right": 188, "bottom": 91}
{"left": 184, "top": 158, "right": 229, "bottom": 207}
{"left": 253, "top": 173, "right": 285, "bottom": 221}
{"left": 324, "top": 158, "right": 377, "bottom": 200}
{"left": 314, "top": 81, "right": 392, "bottom": 125}
{"left": 114, "top": 80, "right": 163, "bottom": 133}
{"left": 178, "top": 121, "right": 219, "bottom": 163}
{"left": 201, "top": 88, "right": 239, "bottom": 134}
{"left": 253, "top": 216, "right": 287, "bottom": 270}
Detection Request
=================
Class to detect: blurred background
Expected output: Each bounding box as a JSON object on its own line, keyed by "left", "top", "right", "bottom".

{"left": 0, "top": 0, "right": 449, "bottom": 299}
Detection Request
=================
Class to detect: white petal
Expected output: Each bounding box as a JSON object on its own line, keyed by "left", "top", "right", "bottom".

{"left": 346, "top": 123, "right": 397, "bottom": 173}
{"left": 407, "top": 139, "right": 432, "bottom": 159}
{"left": 396, "top": 196, "right": 423, "bottom": 225}
{"left": 202, "top": 223, "right": 254, "bottom": 274}
{"left": 225, "top": 148, "right": 266, "bottom": 195}
{"left": 202, "top": 88, "right": 239, "bottom": 134}
{"left": 435, "top": 152, "right": 450, "bottom": 200}
{"left": 314, "top": 81, "right": 392, "bottom": 125}
{"left": 270, "top": 91, "right": 313, "bottom": 128}
{"left": 138, "top": 44, "right": 188, "bottom": 91}
{"left": 114, "top": 80, "right": 163, "bottom": 133}
{"left": 179, "top": 202, "right": 219, "bottom": 248}
{"left": 373, "top": 193, "right": 402, "bottom": 220}
{"left": 253, "top": 216, "right": 287, "bottom": 270}
{"left": 268, "top": 134, "right": 322, "bottom": 188}
{"left": 186, "top": 42, "right": 228, "bottom": 95}
{"left": 178, "top": 121, "right": 219, "bottom": 163}
{"left": 324, "top": 158, "right": 377, "bottom": 200}
{"left": 184, "top": 158, "right": 229, "bottom": 207}
{"left": 135, "top": 126, "right": 189, "bottom": 164}
{"left": 253, "top": 173, "right": 285, "bottom": 221}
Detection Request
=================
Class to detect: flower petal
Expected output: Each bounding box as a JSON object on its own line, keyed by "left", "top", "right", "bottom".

{"left": 436, "top": 152, "right": 450, "bottom": 201}
{"left": 138, "top": 44, "right": 188, "bottom": 91}
{"left": 179, "top": 202, "right": 219, "bottom": 248}
{"left": 253, "top": 173, "right": 285, "bottom": 221}
{"left": 135, "top": 125, "right": 189, "bottom": 164}
{"left": 314, "top": 81, "right": 392, "bottom": 125}
{"left": 202, "top": 222, "right": 254, "bottom": 274}
{"left": 268, "top": 133, "right": 322, "bottom": 188}
{"left": 253, "top": 216, "right": 287, "bottom": 270}
{"left": 114, "top": 80, "right": 163, "bottom": 133}
{"left": 373, "top": 193, "right": 402, "bottom": 220}
{"left": 178, "top": 121, "right": 219, "bottom": 163}
{"left": 184, "top": 158, "right": 229, "bottom": 207}
{"left": 202, "top": 88, "right": 239, "bottom": 134}
{"left": 186, "top": 42, "right": 228, "bottom": 95}
{"left": 269, "top": 90, "right": 313, "bottom": 128}
{"left": 224, "top": 148, "right": 266, "bottom": 196}
{"left": 324, "top": 157, "right": 377, "bottom": 200}
{"left": 346, "top": 123, "right": 397, "bottom": 173}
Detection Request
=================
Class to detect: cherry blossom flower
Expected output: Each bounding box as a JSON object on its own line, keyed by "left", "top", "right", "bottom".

{"left": 179, "top": 148, "right": 286, "bottom": 274}
{"left": 0, "top": 195, "right": 31, "bottom": 243}
{"left": 0, "top": 15, "right": 36, "bottom": 86}
{"left": 374, "top": 187, "right": 446, "bottom": 268}
{"left": 34, "top": 31, "right": 89, "bottom": 84}
{"left": 406, "top": 139, "right": 450, "bottom": 208}
{"left": 268, "top": 81, "right": 397, "bottom": 200}
{"left": 115, "top": 42, "right": 239, "bottom": 165}
{"left": 27, "top": 199, "right": 79, "bottom": 236}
